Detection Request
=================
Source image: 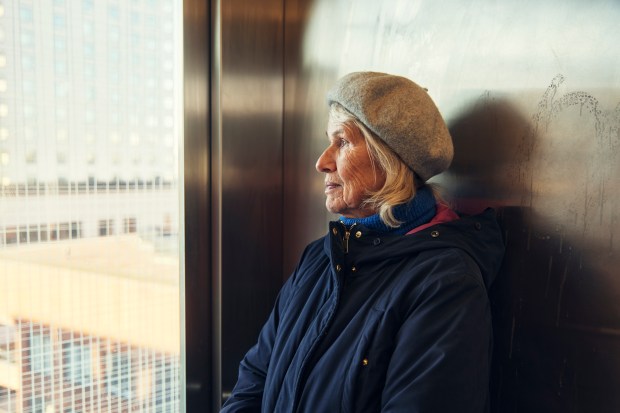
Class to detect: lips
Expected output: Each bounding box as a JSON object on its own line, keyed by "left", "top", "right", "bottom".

{"left": 325, "top": 182, "right": 341, "bottom": 192}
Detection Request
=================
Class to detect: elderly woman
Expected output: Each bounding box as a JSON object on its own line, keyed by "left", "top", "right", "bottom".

{"left": 221, "top": 72, "right": 505, "bottom": 412}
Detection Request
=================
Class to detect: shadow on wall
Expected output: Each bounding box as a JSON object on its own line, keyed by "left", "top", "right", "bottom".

{"left": 445, "top": 79, "right": 620, "bottom": 413}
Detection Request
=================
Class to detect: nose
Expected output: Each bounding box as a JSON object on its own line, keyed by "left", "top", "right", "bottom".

{"left": 315, "top": 147, "right": 336, "bottom": 173}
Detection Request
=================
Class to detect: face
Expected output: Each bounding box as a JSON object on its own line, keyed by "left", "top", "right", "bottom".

{"left": 315, "top": 118, "right": 386, "bottom": 218}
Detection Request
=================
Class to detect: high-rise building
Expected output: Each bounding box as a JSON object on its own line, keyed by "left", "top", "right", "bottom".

{"left": 0, "top": 1, "right": 181, "bottom": 412}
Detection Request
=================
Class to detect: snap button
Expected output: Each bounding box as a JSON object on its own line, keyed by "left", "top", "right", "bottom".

{"left": 474, "top": 222, "right": 482, "bottom": 230}
{"left": 355, "top": 231, "right": 362, "bottom": 238}
{"left": 332, "top": 227, "right": 338, "bottom": 235}
{"left": 430, "top": 230, "right": 440, "bottom": 238}
{"left": 335, "top": 264, "right": 342, "bottom": 272}
{"left": 373, "top": 238, "right": 381, "bottom": 246}
{"left": 362, "top": 358, "right": 369, "bottom": 366}
{"left": 351, "top": 266, "right": 357, "bottom": 272}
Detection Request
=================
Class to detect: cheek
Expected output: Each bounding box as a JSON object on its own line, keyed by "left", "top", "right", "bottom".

{"left": 340, "top": 152, "right": 380, "bottom": 200}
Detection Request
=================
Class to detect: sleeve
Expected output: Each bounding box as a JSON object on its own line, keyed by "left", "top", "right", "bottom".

{"left": 220, "top": 267, "right": 297, "bottom": 412}
{"left": 381, "top": 260, "right": 492, "bottom": 413}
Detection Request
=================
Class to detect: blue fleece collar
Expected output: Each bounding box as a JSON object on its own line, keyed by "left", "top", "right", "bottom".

{"left": 339, "top": 186, "right": 436, "bottom": 235}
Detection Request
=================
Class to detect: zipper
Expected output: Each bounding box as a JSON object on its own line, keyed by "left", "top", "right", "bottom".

{"left": 341, "top": 222, "right": 356, "bottom": 254}
{"left": 291, "top": 222, "right": 355, "bottom": 410}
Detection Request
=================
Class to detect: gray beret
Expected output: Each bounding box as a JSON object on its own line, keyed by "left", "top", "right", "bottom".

{"left": 326, "top": 71, "right": 453, "bottom": 181}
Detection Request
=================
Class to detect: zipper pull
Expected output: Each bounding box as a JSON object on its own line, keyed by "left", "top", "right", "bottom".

{"left": 342, "top": 223, "right": 356, "bottom": 254}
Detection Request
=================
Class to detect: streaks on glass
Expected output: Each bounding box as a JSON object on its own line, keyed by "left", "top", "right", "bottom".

{"left": 528, "top": 74, "right": 620, "bottom": 251}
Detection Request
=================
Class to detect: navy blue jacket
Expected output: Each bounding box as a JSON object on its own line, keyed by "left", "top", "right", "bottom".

{"left": 221, "top": 209, "right": 505, "bottom": 412}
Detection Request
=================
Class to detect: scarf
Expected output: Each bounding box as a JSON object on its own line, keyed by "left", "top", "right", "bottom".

{"left": 339, "top": 185, "right": 436, "bottom": 236}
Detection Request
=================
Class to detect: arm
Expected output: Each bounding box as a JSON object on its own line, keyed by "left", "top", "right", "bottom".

{"left": 382, "top": 261, "right": 492, "bottom": 412}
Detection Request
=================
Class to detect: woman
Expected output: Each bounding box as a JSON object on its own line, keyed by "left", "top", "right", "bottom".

{"left": 221, "top": 72, "right": 505, "bottom": 412}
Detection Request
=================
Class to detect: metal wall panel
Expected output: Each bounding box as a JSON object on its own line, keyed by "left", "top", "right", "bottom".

{"left": 183, "top": 0, "right": 213, "bottom": 410}
{"left": 282, "top": 0, "right": 620, "bottom": 411}
{"left": 217, "top": 0, "right": 285, "bottom": 402}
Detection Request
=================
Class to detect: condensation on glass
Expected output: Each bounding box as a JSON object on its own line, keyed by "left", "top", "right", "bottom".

{"left": 0, "top": 1, "right": 182, "bottom": 412}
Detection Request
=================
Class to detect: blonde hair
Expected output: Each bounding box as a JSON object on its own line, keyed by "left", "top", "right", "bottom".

{"left": 329, "top": 103, "right": 420, "bottom": 227}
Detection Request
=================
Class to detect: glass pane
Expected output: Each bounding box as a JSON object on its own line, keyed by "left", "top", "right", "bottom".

{"left": 0, "top": 1, "right": 182, "bottom": 412}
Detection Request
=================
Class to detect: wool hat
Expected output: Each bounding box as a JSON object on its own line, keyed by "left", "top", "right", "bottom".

{"left": 326, "top": 71, "right": 454, "bottom": 181}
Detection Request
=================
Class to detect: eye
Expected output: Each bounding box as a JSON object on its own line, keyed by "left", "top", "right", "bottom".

{"left": 338, "top": 138, "right": 349, "bottom": 148}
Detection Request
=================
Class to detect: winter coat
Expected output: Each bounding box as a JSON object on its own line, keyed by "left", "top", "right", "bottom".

{"left": 221, "top": 208, "right": 505, "bottom": 413}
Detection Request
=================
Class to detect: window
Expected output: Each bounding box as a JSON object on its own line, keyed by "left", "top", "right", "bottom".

{"left": 25, "top": 150, "right": 37, "bottom": 164}
{"left": 98, "top": 219, "right": 114, "bottom": 236}
{"left": 53, "top": 14, "right": 66, "bottom": 29}
{"left": 22, "top": 80, "right": 34, "bottom": 95}
{"left": 54, "top": 60, "right": 67, "bottom": 74}
{"left": 19, "top": 6, "right": 33, "bottom": 24}
{"left": 57, "top": 152, "right": 67, "bottom": 164}
{"left": 62, "top": 339, "right": 92, "bottom": 385}
{"left": 21, "top": 55, "right": 34, "bottom": 71}
{"left": 22, "top": 104, "right": 35, "bottom": 118}
{"left": 30, "top": 331, "right": 53, "bottom": 376}
{"left": 106, "top": 349, "right": 132, "bottom": 399}
{"left": 54, "top": 37, "right": 66, "bottom": 51}
{"left": 0, "top": 2, "right": 181, "bottom": 412}
{"left": 123, "top": 217, "right": 137, "bottom": 234}
{"left": 154, "top": 358, "right": 179, "bottom": 412}
{"left": 0, "top": 387, "right": 18, "bottom": 413}
{"left": 86, "top": 152, "right": 95, "bottom": 165}
{"left": 21, "top": 32, "right": 34, "bottom": 48}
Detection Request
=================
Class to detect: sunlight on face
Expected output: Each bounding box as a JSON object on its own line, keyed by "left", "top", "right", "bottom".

{"left": 315, "top": 118, "right": 385, "bottom": 218}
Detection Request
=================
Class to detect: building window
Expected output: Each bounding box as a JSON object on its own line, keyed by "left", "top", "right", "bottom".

{"left": 31, "top": 397, "right": 46, "bottom": 413}
{"left": 106, "top": 349, "right": 132, "bottom": 399}
{"left": 25, "top": 150, "right": 37, "bottom": 164}
{"left": 86, "top": 152, "right": 95, "bottom": 165}
{"left": 20, "top": 32, "right": 34, "bottom": 48}
{"left": 98, "top": 219, "right": 114, "bottom": 236}
{"left": 0, "top": 387, "right": 18, "bottom": 413}
{"left": 123, "top": 217, "right": 137, "bottom": 234}
{"left": 30, "top": 331, "right": 53, "bottom": 376}
{"left": 53, "top": 14, "right": 66, "bottom": 29}
{"left": 54, "top": 60, "right": 67, "bottom": 74}
{"left": 54, "top": 37, "right": 66, "bottom": 51}
{"left": 154, "top": 359, "right": 178, "bottom": 412}
{"left": 62, "top": 339, "right": 92, "bottom": 385}
{"left": 57, "top": 152, "right": 67, "bottom": 164}
{"left": 20, "top": 6, "right": 34, "bottom": 24}
{"left": 82, "top": 0, "right": 94, "bottom": 11}
{"left": 21, "top": 55, "right": 34, "bottom": 71}
{"left": 22, "top": 79, "right": 34, "bottom": 95}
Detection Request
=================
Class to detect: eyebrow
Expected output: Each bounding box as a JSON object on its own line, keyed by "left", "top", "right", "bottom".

{"left": 326, "top": 128, "right": 345, "bottom": 138}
